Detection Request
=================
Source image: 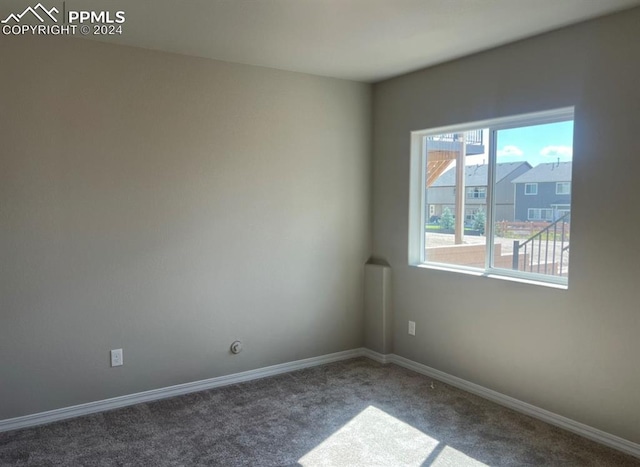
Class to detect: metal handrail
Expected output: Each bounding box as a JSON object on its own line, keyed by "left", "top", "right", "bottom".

{"left": 512, "top": 212, "right": 570, "bottom": 276}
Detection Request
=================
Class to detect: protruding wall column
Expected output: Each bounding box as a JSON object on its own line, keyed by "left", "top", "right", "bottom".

{"left": 363, "top": 262, "right": 392, "bottom": 354}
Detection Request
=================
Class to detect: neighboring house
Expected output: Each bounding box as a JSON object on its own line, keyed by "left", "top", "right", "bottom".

{"left": 511, "top": 161, "right": 572, "bottom": 221}
{"left": 427, "top": 161, "right": 532, "bottom": 222}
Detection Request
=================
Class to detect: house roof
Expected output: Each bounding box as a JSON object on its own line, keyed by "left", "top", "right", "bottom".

{"left": 431, "top": 162, "right": 531, "bottom": 187}
{"left": 511, "top": 161, "right": 572, "bottom": 183}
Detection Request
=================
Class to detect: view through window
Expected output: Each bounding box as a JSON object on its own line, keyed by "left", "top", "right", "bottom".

{"left": 417, "top": 109, "right": 573, "bottom": 285}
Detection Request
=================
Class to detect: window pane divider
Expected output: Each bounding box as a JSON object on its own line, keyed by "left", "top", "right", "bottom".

{"left": 485, "top": 128, "right": 497, "bottom": 271}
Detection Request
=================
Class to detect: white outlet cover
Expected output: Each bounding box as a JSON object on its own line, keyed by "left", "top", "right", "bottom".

{"left": 110, "top": 348, "right": 123, "bottom": 367}
{"left": 408, "top": 321, "right": 416, "bottom": 336}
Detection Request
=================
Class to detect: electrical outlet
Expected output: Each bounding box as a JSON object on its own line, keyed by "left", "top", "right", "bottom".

{"left": 408, "top": 321, "right": 416, "bottom": 336}
{"left": 110, "top": 348, "right": 123, "bottom": 367}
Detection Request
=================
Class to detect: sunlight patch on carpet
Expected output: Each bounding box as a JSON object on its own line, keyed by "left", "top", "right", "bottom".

{"left": 430, "top": 445, "right": 489, "bottom": 466}
{"left": 298, "top": 405, "right": 488, "bottom": 466}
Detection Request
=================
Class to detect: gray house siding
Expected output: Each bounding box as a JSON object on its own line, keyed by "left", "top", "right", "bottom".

{"left": 427, "top": 186, "right": 455, "bottom": 208}
{"left": 427, "top": 162, "right": 531, "bottom": 222}
{"left": 514, "top": 182, "right": 571, "bottom": 221}
{"left": 493, "top": 162, "right": 531, "bottom": 221}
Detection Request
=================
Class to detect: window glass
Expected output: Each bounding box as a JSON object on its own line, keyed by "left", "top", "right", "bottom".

{"left": 556, "top": 182, "right": 571, "bottom": 194}
{"left": 424, "top": 130, "right": 487, "bottom": 268}
{"left": 413, "top": 108, "right": 574, "bottom": 285}
{"left": 492, "top": 120, "right": 573, "bottom": 280}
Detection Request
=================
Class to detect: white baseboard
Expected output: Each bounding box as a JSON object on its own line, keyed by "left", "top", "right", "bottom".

{"left": 2, "top": 348, "right": 638, "bottom": 460}
{"left": 385, "top": 353, "right": 640, "bottom": 460}
{"left": 359, "top": 348, "right": 393, "bottom": 364}
{"left": 0, "top": 348, "right": 364, "bottom": 433}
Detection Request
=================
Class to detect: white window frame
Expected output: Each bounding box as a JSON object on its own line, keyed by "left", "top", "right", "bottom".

{"left": 408, "top": 107, "right": 574, "bottom": 287}
{"left": 556, "top": 182, "right": 571, "bottom": 195}
{"left": 528, "top": 208, "right": 554, "bottom": 221}
{"left": 551, "top": 204, "right": 571, "bottom": 218}
{"left": 525, "top": 183, "right": 538, "bottom": 195}
{"left": 466, "top": 187, "right": 487, "bottom": 199}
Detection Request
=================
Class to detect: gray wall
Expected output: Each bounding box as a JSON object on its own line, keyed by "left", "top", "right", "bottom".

{"left": 372, "top": 8, "right": 640, "bottom": 444}
{"left": 0, "top": 37, "right": 371, "bottom": 419}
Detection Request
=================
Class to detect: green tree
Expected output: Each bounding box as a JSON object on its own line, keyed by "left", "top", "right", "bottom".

{"left": 473, "top": 210, "right": 486, "bottom": 235}
{"left": 441, "top": 207, "right": 454, "bottom": 230}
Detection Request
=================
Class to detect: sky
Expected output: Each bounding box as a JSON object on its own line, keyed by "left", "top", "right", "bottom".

{"left": 466, "top": 120, "right": 574, "bottom": 167}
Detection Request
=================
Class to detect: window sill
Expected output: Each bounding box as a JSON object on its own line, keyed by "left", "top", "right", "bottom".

{"left": 410, "top": 263, "right": 568, "bottom": 290}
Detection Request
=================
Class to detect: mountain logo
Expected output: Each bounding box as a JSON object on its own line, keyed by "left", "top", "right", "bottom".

{"left": 1, "top": 3, "right": 59, "bottom": 24}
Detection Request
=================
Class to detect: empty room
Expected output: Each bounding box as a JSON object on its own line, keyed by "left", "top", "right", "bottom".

{"left": 1, "top": 0, "right": 639, "bottom": 465}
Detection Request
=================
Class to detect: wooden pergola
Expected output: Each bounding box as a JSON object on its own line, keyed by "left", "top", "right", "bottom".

{"left": 426, "top": 141, "right": 466, "bottom": 244}
{"left": 426, "top": 150, "right": 458, "bottom": 187}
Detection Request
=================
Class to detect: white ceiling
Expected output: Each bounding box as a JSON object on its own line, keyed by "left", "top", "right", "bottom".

{"left": 4, "top": 0, "right": 640, "bottom": 82}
